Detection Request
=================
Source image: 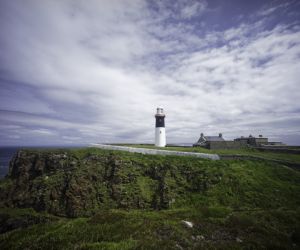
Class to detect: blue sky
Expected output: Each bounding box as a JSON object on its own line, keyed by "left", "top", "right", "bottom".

{"left": 0, "top": 0, "right": 300, "bottom": 146}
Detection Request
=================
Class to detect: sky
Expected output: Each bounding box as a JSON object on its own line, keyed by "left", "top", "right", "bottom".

{"left": 0, "top": 0, "right": 300, "bottom": 146}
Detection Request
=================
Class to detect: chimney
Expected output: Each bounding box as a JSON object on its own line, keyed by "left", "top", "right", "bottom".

{"left": 219, "top": 133, "right": 222, "bottom": 138}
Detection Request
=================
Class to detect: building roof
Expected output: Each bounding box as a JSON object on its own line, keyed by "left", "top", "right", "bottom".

{"left": 204, "top": 136, "right": 225, "bottom": 142}
{"left": 194, "top": 133, "right": 225, "bottom": 146}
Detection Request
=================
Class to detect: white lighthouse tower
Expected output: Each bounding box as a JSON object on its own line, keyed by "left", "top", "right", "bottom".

{"left": 155, "top": 107, "right": 166, "bottom": 147}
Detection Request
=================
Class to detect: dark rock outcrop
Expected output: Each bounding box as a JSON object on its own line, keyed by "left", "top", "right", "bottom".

{"left": 1, "top": 149, "right": 213, "bottom": 217}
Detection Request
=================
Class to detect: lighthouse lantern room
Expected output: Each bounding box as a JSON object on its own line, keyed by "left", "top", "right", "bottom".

{"left": 155, "top": 107, "right": 166, "bottom": 147}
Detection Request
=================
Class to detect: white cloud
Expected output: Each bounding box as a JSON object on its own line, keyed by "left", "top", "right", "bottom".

{"left": 257, "top": 2, "right": 293, "bottom": 17}
{"left": 180, "top": 1, "right": 207, "bottom": 19}
{"left": 0, "top": 0, "right": 300, "bottom": 145}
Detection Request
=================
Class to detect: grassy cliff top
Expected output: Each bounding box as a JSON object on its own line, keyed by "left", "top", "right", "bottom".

{"left": 0, "top": 147, "right": 299, "bottom": 249}
{"left": 114, "top": 144, "right": 300, "bottom": 164}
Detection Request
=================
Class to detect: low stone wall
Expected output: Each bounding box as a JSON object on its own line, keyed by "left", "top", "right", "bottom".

{"left": 207, "top": 141, "right": 247, "bottom": 150}
{"left": 91, "top": 144, "right": 220, "bottom": 160}
{"left": 251, "top": 146, "right": 300, "bottom": 155}
{"left": 91, "top": 144, "right": 299, "bottom": 171}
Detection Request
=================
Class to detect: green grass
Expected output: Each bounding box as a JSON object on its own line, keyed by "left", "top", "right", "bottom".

{"left": 116, "top": 144, "right": 300, "bottom": 164}
{"left": 1, "top": 147, "right": 299, "bottom": 249}
{"left": 1, "top": 207, "right": 299, "bottom": 249}
{"left": 8, "top": 147, "right": 299, "bottom": 211}
{"left": 18, "top": 144, "right": 300, "bottom": 164}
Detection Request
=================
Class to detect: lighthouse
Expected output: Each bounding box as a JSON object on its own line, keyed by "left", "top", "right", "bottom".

{"left": 155, "top": 107, "right": 166, "bottom": 147}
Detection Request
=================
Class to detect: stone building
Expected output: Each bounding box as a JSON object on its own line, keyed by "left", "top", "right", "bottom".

{"left": 194, "top": 133, "right": 284, "bottom": 150}
{"left": 193, "top": 133, "right": 246, "bottom": 149}
{"left": 193, "top": 133, "right": 269, "bottom": 149}
{"left": 193, "top": 133, "right": 224, "bottom": 146}
{"left": 234, "top": 135, "right": 268, "bottom": 146}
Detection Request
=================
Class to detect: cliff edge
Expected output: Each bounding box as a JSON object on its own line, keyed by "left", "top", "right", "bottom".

{"left": 0, "top": 148, "right": 299, "bottom": 249}
{"left": 1, "top": 148, "right": 299, "bottom": 217}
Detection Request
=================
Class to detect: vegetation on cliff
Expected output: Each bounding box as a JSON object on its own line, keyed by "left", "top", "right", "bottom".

{"left": 0, "top": 147, "right": 299, "bottom": 249}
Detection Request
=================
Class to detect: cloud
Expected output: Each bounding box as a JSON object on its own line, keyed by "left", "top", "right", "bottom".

{"left": 180, "top": 0, "right": 208, "bottom": 19}
{"left": 0, "top": 0, "right": 300, "bottom": 146}
{"left": 257, "top": 1, "right": 295, "bottom": 17}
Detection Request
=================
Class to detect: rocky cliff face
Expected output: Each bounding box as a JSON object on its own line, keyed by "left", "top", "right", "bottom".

{"left": 1, "top": 148, "right": 299, "bottom": 219}
{"left": 1, "top": 149, "right": 299, "bottom": 249}
{"left": 1, "top": 149, "right": 212, "bottom": 217}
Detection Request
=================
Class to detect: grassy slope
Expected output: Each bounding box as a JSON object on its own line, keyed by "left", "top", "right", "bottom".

{"left": 0, "top": 147, "right": 299, "bottom": 249}
{"left": 1, "top": 207, "right": 299, "bottom": 250}
{"left": 119, "top": 144, "right": 300, "bottom": 164}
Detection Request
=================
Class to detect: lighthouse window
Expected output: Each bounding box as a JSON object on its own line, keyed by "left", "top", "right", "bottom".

{"left": 160, "top": 131, "right": 161, "bottom": 134}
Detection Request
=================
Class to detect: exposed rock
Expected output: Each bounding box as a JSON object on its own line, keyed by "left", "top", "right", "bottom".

{"left": 2, "top": 149, "right": 207, "bottom": 217}
{"left": 175, "top": 243, "right": 184, "bottom": 250}
{"left": 236, "top": 237, "right": 243, "bottom": 243}
{"left": 181, "top": 220, "right": 193, "bottom": 228}
{"left": 196, "top": 235, "right": 205, "bottom": 241}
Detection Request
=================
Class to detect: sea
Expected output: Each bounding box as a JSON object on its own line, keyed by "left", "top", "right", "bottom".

{"left": 0, "top": 145, "right": 86, "bottom": 179}
{"left": 0, "top": 147, "right": 20, "bottom": 178}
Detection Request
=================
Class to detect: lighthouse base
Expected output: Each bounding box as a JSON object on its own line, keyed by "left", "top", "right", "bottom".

{"left": 155, "top": 127, "right": 166, "bottom": 147}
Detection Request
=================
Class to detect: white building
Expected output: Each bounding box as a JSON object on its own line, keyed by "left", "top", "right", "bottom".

{"left": 154, "top": 107, "right": 166, "bottom": 147}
